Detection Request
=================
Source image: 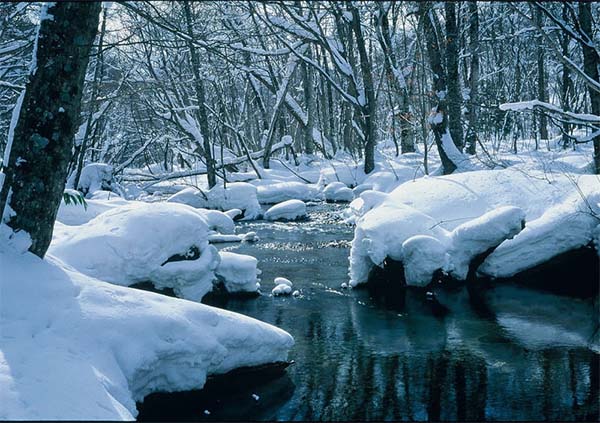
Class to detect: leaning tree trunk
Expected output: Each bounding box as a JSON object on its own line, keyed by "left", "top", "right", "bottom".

{"left": 578, "top": 3, "right": 600, "bottom": 174}
{"left": 0, "top": 2, "right": 101, "bottom": 258}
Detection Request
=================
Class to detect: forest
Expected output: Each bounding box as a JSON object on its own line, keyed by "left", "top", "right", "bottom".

{"left": 0, "top": 1, "right": 599, "bottom": 421}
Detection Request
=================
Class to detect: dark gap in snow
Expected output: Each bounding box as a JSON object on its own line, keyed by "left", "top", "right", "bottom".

{"left": 129, "top": 281, "right": 177, "bottom": 298}
{"left": 161, "top": 245, "right": 201, "bottom": 266}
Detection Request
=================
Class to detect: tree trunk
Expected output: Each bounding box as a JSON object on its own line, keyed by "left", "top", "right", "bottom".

{"left": 578, "top": 3, "right": 600, "bottom": 174}
{"left": 419, "top": 2, "right": 459, "bottom": 174}
{"left": 560, "top": 3, "right": 573, "bottom": 150}
{"left": 301, "top": 55, "right": 315, "bottom": 155}
{"left": 0, "top": 2, "right": 101, "bottom": 258}
{"left": 535, "top": 7, "right": 549, "bottom": 143}
{"left": 465, "top": 0, "right": 479, "bottom": 155}
{"left": 445, "top": 1, "right": 464, "bottom": 151}
{"left": 183, "top": 1, "right": 216, "bottom": 188}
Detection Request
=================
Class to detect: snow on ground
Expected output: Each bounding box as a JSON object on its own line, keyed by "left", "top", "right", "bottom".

{"left": 0, "top": 233, "right": 293, "bottom": 420}
{"left": 349, "top": 169, "right": 600, "bottom": 287}
{"left": 323, "top": 181, "right": 354, "bottom": 203}
{"left": 263, "top": 199, "right": 307, "bottom": 221}
{"left": 66, "top": 163, "right": 120, "bottom": 197}
{"left": 50, "top": 202, "right": 221, "bottom": 301}
{"left": 216, "top": 251, "right": 261, "bottom": 294}
{"left": 56, "top": 190, "right": 132, "bottom": 226}
{"left": 167, "top": 183, "right": 262, "bottom": 220}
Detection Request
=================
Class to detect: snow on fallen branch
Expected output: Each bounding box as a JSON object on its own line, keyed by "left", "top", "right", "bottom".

{"left": 500, "top": 100, "right": 600, "bottom": 125}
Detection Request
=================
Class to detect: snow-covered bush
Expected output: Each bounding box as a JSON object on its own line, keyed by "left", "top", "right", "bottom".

{"left": 66, "top": 163, "right": 120, "bottom": 197}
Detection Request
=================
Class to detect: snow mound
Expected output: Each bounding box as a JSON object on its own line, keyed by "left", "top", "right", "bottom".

{"left": 167, "top": 183, "right": 262, "bottom": 220}
{"left": 67, "top": 163, "right": 116, "bottom": 197}
{"left": 274, "top": 277, "right": 292, "bottom": 287}
{"left": 272, "top": 284, "right": 292, "bottom": 296}
{"left": 349, "top": 203, "right": 450, "bottom": 286}
{"left": 0, "top": 243, "right": 293, "bottom": 420}
{"left": 56, "top": 191, "right": 131, "bottom": 226}
{"left": 255, "top": 181, "right": 322, "bottom": 204}
{"left": 479, "top": 181, "right": 600, "bottom": 278}
{"left": 49, "top": 202, "right": 220, "bottom": 301}
{"left": 215, "top": 252, "right": 261, "bottom": 294}
{"left": 449, "top": 206, "right": 525, "bottom": 280}
{"left": 402, "top": 235, "right": 449, "bottom": 287}
{"left": 264, "top": 200, "right": 307, "bottom": 221}
{"left": 323, "top": 182, "right": 354, "bottom": 203}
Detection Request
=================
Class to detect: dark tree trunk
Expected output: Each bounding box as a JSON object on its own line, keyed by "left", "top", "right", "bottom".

{"left": 419, "top": 2, "right": 459, "bottom": 174}
{"left": 535, "top": 7, "right": 549, "bottom": 143}
{"left": 301, "top": 56, "right": 315, "bottom": 155}
{"left": 465, "top": 0, "right": 479, "bottom": 155}
{"left": 445, "top": 1, "right": 464, "bottom": 151}
{"left": 560, "top": 3, "right": 573, "bottom": 150}
{"left": 0, "top": 2, "right": 101, "bottom": 258}
{"left": 578, "top": 3, "right": 600, "bottom": 174}
{"left": 183, "top": 1, "right": 216, "bottom": 188}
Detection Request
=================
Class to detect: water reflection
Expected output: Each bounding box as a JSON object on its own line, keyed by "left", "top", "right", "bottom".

{"left": 139, "top": 204, "right": 599, "bottom": 421}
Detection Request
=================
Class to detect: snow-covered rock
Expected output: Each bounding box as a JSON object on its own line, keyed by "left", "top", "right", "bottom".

{"left": 272, "top": 284, "right": 292, "bottom": 296}
{"left": 167, "top": 183, "right": 262, "bottom": 220}
{"left": 274, "top": 277, "right": 293, "bottom": 287}
{"left": 0, "top": 237, "right": 293, "bottom": 420}
{"left": 323, "top": 182, "right": 354, "bottom": 203}
{"left": 49, "top": 202, "right": 220, "bottom": 301}
{"left": 263, "top": 200, "right": 307, "bottom": 221}
{"left": 215, "top": 252, "right": 261, "bottom": 294}
{"left": 67, "top": 163, "right": 117, "bottom": 197}
{"left": 401, "top": 235, "right": 449, "bottom": 287}
{"left": 255, "top": 181, "right": 322, "bottom": 204}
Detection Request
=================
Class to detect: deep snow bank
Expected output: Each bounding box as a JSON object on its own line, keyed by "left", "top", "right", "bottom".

{"left": 349, "top": 170, "right": 600, "bottom": 287}
{"left": 50, "top": 202, "right": 221, "bottom": 301}
{"left": 0, "top": 232, "right": 293, "bottom": 420}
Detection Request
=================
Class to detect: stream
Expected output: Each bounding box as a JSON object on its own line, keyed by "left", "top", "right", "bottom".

{"left": 137, "top": 203, "right": 599, "bottom": 421}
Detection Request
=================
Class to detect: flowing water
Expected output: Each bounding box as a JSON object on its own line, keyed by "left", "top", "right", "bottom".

{"left": 138, "top": 203, "right": 599, "bottom": 421}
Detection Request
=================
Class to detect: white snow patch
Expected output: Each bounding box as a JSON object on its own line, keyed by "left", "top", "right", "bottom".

{"left": 216, "top": 252, "right": 261, "bottom": 294}
{"left": 264, "top": 200, "right": 307, "bottom": 221}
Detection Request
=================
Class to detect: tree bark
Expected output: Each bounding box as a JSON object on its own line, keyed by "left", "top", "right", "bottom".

{"left": 578, "top": 3, "right": 600, "bottom": 174}
{"left": 445, "top": 2, "right": 464, "bottom": 150}
{"left": 0, "top": 2, "right": 101, "bottom": 258}
{"left": 536, "top": 7, "right": 549, "bottom": 143}
{"left": 465, "top": 1, "right": 479, "bottom": 155}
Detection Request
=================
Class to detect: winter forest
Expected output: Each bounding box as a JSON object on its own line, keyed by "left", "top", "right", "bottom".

{"left": 0, "top": 1, "right": 599, "bottom": 421}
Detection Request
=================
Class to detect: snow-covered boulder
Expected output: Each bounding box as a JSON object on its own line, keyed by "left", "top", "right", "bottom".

{"left": 323, "top": 182, "right": 354, "bottom": 203}
{"left": 49, "top": 202, "right": 220, "bottom": 301}
{"left": 402, "top": 235, "right": 449, "bottom": 287}
{"left": 67, "top": 163, "right": 117, "bottom": 197}
{"left": 215, "top": 251, "right": 261, "bottom": 294}
{"left": 263, "top": 200, "right": 307, "bottom": 221}
{"left": 0, "top": 238, "right": 293, "bottom": 420}
{"left": 255, "top": 181, "right": 322, "bottom": 204}
{"left": 167, "top": 183, "right": 262, "bottom": 220}
{"left": 349, "top": 203, "right": 450, "bottom": 286}
{"left": 479, "top": 185, "right": 600, "bottom": 278}
{"left": 56, "top": 190, "right": 132, "bottom": 226}
{"left": 272, "top": 284, "right": 292, "bottom": 296}
{"left": 274, "top": 277, "right": 293, "bottom": 287}
{"left": 449, "top": 206, "right": 525, "bottom": 280}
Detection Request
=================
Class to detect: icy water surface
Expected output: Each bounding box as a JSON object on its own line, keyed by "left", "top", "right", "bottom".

{"left": 138, "top": 203, "right": 599, "bottom": 421}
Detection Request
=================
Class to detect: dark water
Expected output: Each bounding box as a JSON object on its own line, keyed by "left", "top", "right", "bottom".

{"left": 138, "top": 204, "right": 599, "bottom": 421}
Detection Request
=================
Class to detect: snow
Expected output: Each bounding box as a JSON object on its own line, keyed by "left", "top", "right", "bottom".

{"left": 401, "top": 235, "right": 449, "bottom": 287}
{"left": 167, "top": 183, "right": 262, "bottom": 220}
{"left": 49, "top": 202, "right": 220, "bottom": 301}
{"left": 67, "top": 163, "right": 116, "bottom": 197}
{"left": 0, "top": 233, "right": 293, "bottom": 420}
{"left": 255, "top": 181, "right": 322, "bottom": 204}
{"left": 274, "top": 277, "right": 293, "bottom": 287}
{"left": 56, "top": 190, "right": 131, "bottom": 226}
{"left": 323, "top": 181, "right": 354, "bottom": 203}
{"left": 216, "top": 252, "right": 261, "bottom": 294}
{"left": 272, "top": 284, "right": 293, "bottom": 296}
{"left": 263, "top": 200, "right": 307, "bottom": 221}
{"left": 349, "top": 169, "right": 600, "bottom": 287}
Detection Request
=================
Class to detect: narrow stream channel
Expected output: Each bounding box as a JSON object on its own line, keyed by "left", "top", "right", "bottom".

{"left": 137, "top": 203, "right": 599, "bottom": 421}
